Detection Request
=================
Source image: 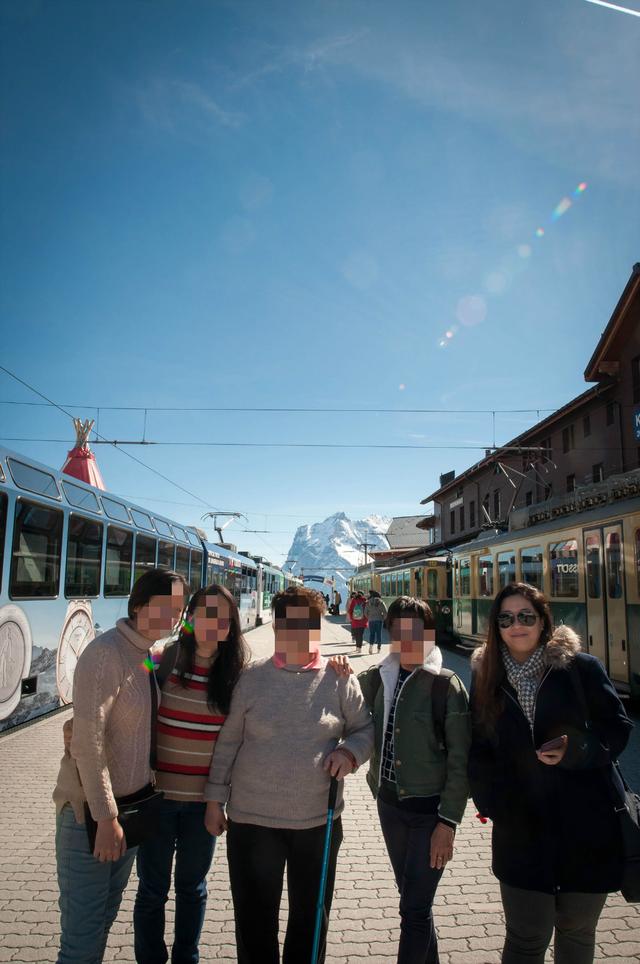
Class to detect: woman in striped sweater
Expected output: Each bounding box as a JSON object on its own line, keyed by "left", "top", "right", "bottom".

{"left": 133, "top": 583, "right": 249, "bottom": 964}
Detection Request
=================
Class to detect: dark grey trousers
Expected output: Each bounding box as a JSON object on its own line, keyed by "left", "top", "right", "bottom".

{"left": 500, "top": 882, "right": 607, "bottom": 964}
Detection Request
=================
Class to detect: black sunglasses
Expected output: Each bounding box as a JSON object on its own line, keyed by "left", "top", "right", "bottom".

{"left": 497, "top": 610, "right": 538, "bottom": 628}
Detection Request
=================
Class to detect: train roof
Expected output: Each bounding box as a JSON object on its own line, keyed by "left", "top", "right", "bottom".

{"left": 451, "top": 495, "right": 640, "bottom": 556}
{"left": 0, "top": 444, "right": 203, "bottom": 548}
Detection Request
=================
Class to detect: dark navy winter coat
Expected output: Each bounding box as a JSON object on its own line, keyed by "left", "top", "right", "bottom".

{"left": 468, "top": 626, "right": 633, "bottom": 894}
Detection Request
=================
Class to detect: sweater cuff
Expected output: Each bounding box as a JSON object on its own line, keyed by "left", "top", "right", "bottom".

{"left": 437, "top": 812, "right": 458, "bottom": 831}
{"left": 335, "top": 747, "right": 358, "bottom": 771}
{"left": 86, "top": 795, "right": 119, "bottom": 822}
{"left": 203, "top": 782, "right": 231, "bottom": 804}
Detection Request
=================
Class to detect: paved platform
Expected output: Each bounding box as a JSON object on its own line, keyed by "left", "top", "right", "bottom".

{"left": 1, "top": 616, "right": 639, "bottom": 963}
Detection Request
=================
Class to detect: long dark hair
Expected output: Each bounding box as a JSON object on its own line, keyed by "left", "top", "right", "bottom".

{"left": 175, "top": 583, "right": 249, "bottom": 714}
{"left": 473, "top": 582, "right": 553, "bottom": 732}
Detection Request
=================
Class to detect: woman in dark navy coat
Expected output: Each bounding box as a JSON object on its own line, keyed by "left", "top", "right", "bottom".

{"left": 469, "top": 582, "right": 632, "bottom": 964}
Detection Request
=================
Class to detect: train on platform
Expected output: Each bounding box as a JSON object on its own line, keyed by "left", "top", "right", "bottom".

{"left": 0, "top": 445, "right": 300, "bottom": 732}
{"left": 351, "top": 493, "right": 640, "bottom": 699}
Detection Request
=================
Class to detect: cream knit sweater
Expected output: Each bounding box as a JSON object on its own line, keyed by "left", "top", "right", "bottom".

{"left": 53, "top": 618, "right": 158, "bottom": 822}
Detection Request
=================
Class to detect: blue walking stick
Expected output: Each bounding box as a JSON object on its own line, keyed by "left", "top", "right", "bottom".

{"left": 310, "top": 776, "right": 339, "bottom": 964}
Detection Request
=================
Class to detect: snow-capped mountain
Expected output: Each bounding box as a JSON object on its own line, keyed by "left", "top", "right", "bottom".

{"left": 285, "top": 512, "right": 390, "bottom": 595}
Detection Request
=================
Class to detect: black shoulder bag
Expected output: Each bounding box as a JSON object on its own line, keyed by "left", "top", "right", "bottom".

{"left": 569, "top": 660, "right": 640, "bottom": 903}
{"left": 84, "top": 659, "right": 164, "bottom": 853}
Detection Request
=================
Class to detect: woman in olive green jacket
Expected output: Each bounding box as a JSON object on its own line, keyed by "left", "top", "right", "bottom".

{"left": 358, "top": 596, "right": 471, "bottom": 964}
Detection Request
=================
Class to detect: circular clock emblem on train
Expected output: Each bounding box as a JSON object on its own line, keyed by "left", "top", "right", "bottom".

{"left": 0, "top": 605, "right": 32, "bottom": 722}
{"left": 56, "top": 602, "right": 95, "bottom": 705}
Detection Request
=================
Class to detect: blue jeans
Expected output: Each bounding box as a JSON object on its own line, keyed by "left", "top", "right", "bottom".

{"left": 369, "top": 621, "right": 383, "bottom": 646}
{"left": 56, "top": 804, "right": 137, "bottom": 964}
{"left": 377, "top": 796, "right": 444, "bottom": 964}
{"left": 134, "top": 799, "right": 216, "bottom": 964}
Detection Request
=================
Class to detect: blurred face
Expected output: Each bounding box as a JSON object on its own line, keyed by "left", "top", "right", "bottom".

{"left": 498, "top": 593, "right": 543, "bottom": 663}
{"left": 134, "top": 582, "right": 185, "bottom": 642}
{"left": 389, "top": 615, "right": 435, "bottom": 668}
{"left": 273, "top": 604, "right": 321, "bottom": 664}
{"left": 192, "top": 594, "right": 232, "bottom": 656}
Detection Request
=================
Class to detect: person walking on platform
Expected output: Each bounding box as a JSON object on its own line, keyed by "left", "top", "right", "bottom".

{"left": 468, "top": 582, "right": 633, "bottom": 964}
{"left": 203, "top": 586, "right": 374, "bottom": 964}
{"left": 53, "top": 569, "right": 188, "bottom": 964}
{"left": 333, "top": 589, "right": 342, "bottom": 615}
{"left": 358, "top": 597, "right": 471, "bottom": 964}
{"left": 347, "top": 590, "right": 368, "bottom": 651}
{"left": 134, "top": 583, "right": 249, "bottom": 964}
{"left": 365, "top": 590, "right": 387, "bottom": 654}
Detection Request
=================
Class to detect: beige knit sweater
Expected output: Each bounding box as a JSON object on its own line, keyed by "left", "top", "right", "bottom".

{"left": 52, "top": 618, "right": 158, "bottom": 822}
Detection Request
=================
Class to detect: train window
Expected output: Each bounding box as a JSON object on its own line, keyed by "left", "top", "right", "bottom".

{"left": 104, "top": 526, "right": 133, "bottom": 596}
{"left": 478, "top": 553, "right": 494, "bottom": 597}
{"left": 585, "top": 535, "right": 602, "bottom": 599}
{"left": 62, "top": 480, "right": 101, "bottom": 514}
{"left": 153, "top": 518, "right": 174, "bottom": 538}
{"left": 65, "top": 516, "right": 103, "bottom": 597}
{"left": 0, "top": 463, "right": 5, "bottom": 481}
{"left": 0, "top": 492, "right": 7, "bottom": 591}
{"left": 550, "top": 540, "right": 579, "bottom": 597}
{"left": 10, "top": 499, "right": 63, "bottom": 598}
{"left": 102, "top": 497, "right": 131, "bottom": 524}
{"left": 134, "top": 534, "right": 157, "bottom": 583}
{"left": 497, "top": 551, "right": 516, "bottom": 590}
{"left": 8, "top": 459, "right": 60, "bottom": 500}
{"left": 207, "top": 560, "right": 224, "bottom": 586}
{"left": 636, "top": 531, "right": 640, "bottom": 595}
{"left": 403, "top": 571, "right": 410, "bottom": 595}
{"left": 460, "top": 558, "right": 471, "bottom": 596}
{"left": 521, "top": 546, "right": 543, "bottom": 590}
{"left": 415, "top": 569, "right": 423, "bottom": 598}
{"left": 605, "top": 533, "right": 623, "bottom": 600}
{"left": 190, "top": 550, "right": 203, "bottom": 592}
{"left": 157, "top": 540, "right": 175, "bottom": 570}
{"left": 427, "top": 569, "right": 438, "bottom": 597}
{"left": 453, "top": 561, "right": 459, "bottom": 597}
{"left": 186, "top": 529, "right": 201, "bottom": 547}
{"left": 175, "top": 545, "right": 190, "bottom": 584}
{"left": 131, "top": 510, "right": 154, "bottom": 531}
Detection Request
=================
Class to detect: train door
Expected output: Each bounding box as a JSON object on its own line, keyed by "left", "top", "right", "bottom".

{"left": 583, "top": 525, "right": 629, "bottom": 685}
{"left": 604, "top": 525, "right": 628, "bottom": 685}
{"left": 583, "top": 530, "right": 607, "bottom": 665}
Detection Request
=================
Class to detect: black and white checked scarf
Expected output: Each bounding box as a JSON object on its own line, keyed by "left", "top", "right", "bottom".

{"left": 500, "top": 643, "right": 546, "bottom": 726}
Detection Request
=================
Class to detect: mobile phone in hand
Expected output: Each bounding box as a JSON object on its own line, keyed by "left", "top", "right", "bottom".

{"left": 538, "top": 735, "right": 567, "bottom": 752}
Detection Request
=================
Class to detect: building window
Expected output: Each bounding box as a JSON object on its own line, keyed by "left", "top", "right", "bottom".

{"left": 541, "top": 437, "right": 552, "bottom": 459}
{"left": 459, "top": 505, "right": 464, "bottom": 530}
{"left": 493, "top": 489, "right": 501, "bottom": 520}
{"left": 606, "top": 401, "right": 615, "bottom": 426}
{"left": 562, "top": 425, "right": 575, "bottom": 454}
{"left": 633, "top": 356, "right": 640, "bottom": 404}
{"left": 566, "top": 474, "right": 575, "bottom": 493}
{"left": 525, "top": 491, "right": 533, "bottom": 506}
{"left": 450, "top": 510, "right": 455, "bottom": 535}
{"left": 583, "top": 415, "right": 591, "bottom": 437}
{"left": 482, "top": 494, "right": 490, "bottom": 524}
{"left": 592, "top": 463, "right": 604, "bottom": 483}
{"left": 469, "top": 500, "right": 475, "bottom": 528}
{"left": 544, "top": 483, "right": 552, "bottom": 501}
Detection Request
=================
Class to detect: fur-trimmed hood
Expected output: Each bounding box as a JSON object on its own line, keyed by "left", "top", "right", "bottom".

{"left": 471, "top": 624, "right": 582, "bottom": 671}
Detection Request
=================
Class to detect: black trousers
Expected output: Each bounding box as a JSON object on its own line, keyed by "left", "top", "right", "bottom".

{"left": 226, "top": 817, "right": 343, "bottom": 964}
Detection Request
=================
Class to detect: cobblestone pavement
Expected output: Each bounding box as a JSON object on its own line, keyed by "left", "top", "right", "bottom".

{"left": 1, "top": 616, "right": 639, "bottom": 963}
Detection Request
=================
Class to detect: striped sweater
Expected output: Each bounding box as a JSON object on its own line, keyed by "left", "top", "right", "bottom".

{"left": 155, "top": 651, "right": 226, "bottom": 802}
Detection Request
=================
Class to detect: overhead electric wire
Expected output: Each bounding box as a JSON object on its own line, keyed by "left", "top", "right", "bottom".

{"left": 0, "top": 366, "right": 225, "bottom": 513}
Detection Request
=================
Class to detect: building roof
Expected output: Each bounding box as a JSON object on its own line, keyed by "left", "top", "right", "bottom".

{"left": 384, "top": 515, "right": 434, "bottom": 549}
{"left": 584, "top": 262, "right": 640, "bottom": 382}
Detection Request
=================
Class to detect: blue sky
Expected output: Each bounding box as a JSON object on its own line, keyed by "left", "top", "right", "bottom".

{"left": 1, "top": 0, "right": 639, "bottom": 566}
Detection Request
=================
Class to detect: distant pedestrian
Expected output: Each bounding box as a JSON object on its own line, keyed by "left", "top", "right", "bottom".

{"left": 365, "top": 591, "right": 387, "bottom": 654}
{"left": 334, "top": 590, "right": 342, "bottom": 615}
{"left": 347, "top": 591, "right": 368, "bottom": 651}
{"left": 469, "top": 582, "right": 633, "bottom": 964}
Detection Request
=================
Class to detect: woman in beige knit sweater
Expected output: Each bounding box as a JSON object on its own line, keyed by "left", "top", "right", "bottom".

{"left": 53, "top": 568, "right": 187, "bottom": 964}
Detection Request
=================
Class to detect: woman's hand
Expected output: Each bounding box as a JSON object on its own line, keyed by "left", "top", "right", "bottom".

{"left": 323, "top": 749, "right": 355, "bottom": 780}
{"left": 327, "top": 655, "right": 353, "bottom": 677}
{"left": 62, "top": 718, "right": 74, "bottom": 755}
{"left": 430, "top": 822, "right": 455, "bottom": 870}
{"left": 94, "top": 817, "right": 126, "bottom": 862}
{"left": 536, "top": 735, "right": 568, "bottom": 766}
{"left": 205, "top": 801, "right": 228, "bottom": 836}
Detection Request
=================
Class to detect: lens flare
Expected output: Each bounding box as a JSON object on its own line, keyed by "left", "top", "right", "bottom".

{"left": 457, "top": 295, "right": 487, "bottom": 327}
{"left": 517, "top": 244, "right": 532, "bottom": 259}
{"left": 535, "top": 227, "right": 545, "bottom": 238}
{"left": 551, "top": 197, "right": 572, "bottom": 221}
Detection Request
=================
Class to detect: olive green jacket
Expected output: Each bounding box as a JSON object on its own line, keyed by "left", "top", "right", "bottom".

{"left": 358, "top": 651, "right": 471, "bottom": 825}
